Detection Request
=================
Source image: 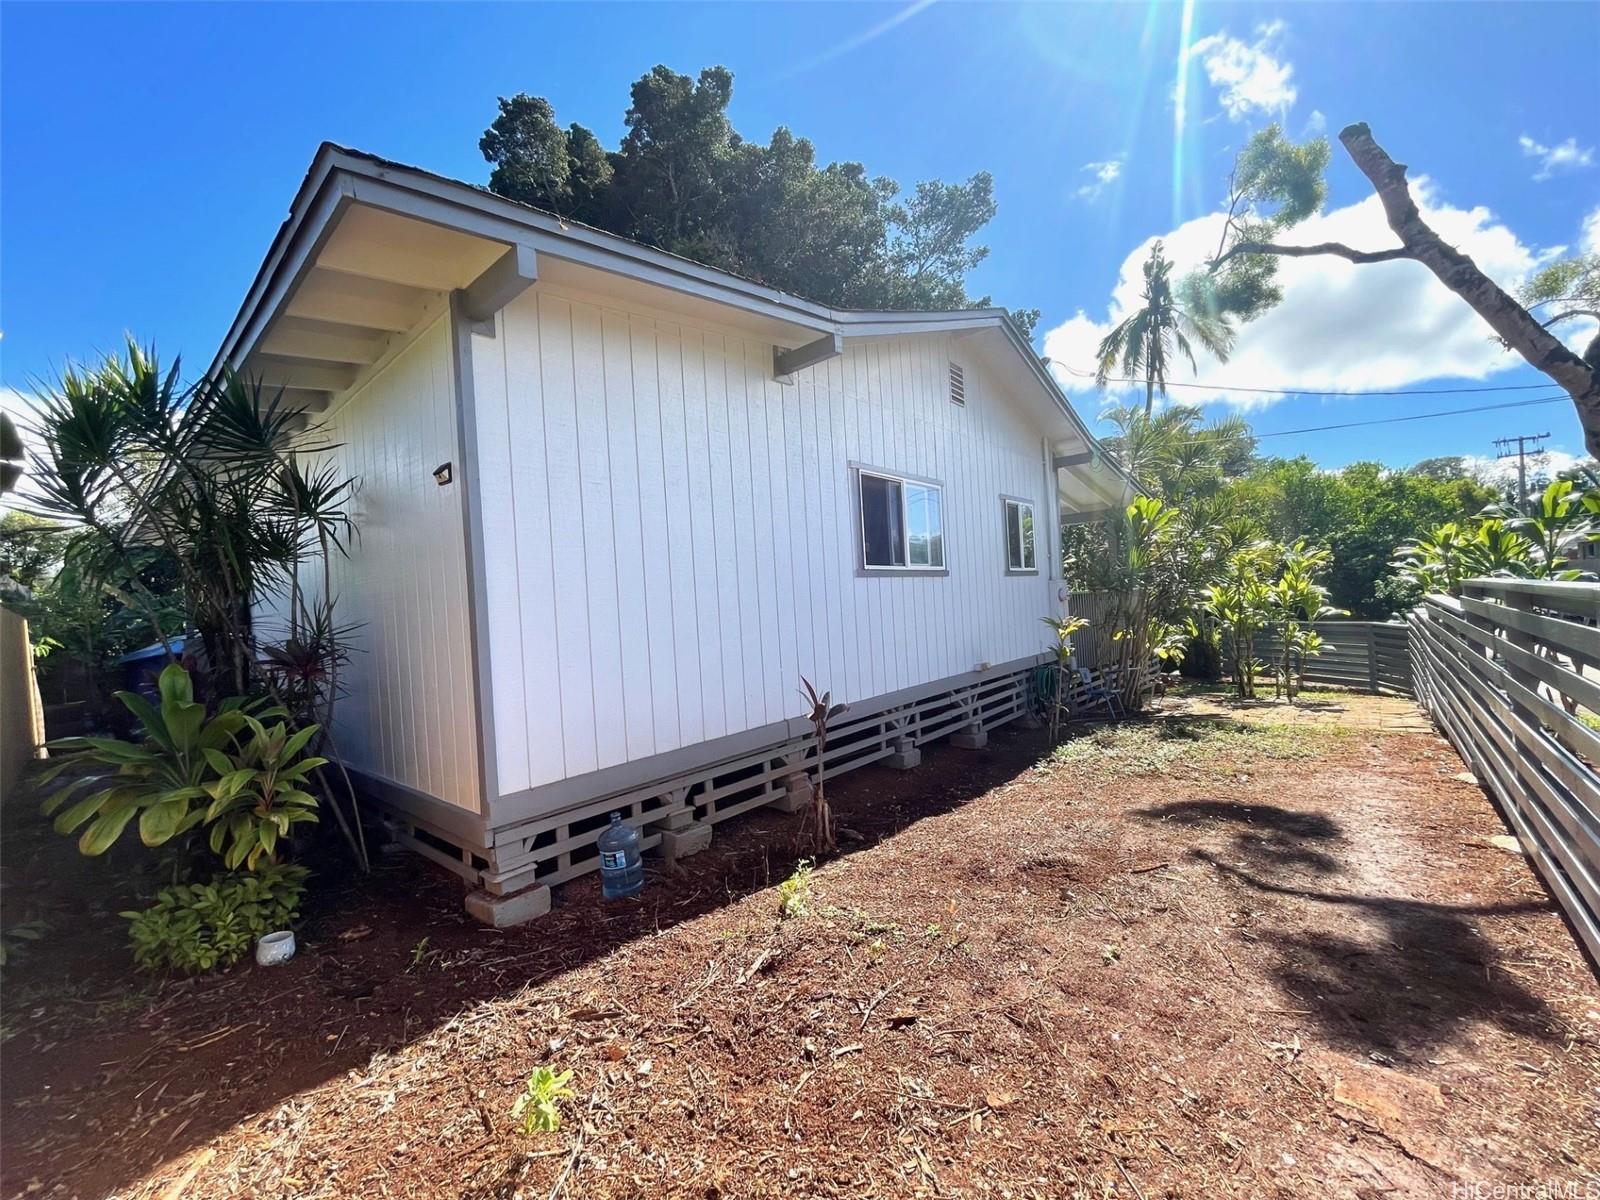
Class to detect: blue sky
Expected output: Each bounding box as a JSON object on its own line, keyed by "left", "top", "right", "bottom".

{"left": 3, "top": 1, "right": 1596, "bottom": 476}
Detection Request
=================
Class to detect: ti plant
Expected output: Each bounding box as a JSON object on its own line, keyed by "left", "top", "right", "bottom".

{"left": 512, "top": 1067, "right": 576, "bottom": 1135}
{"left": 40, "top": 662, "right": 260, "bottom": 855}
{"left": 1039, "top": 615, "right": 1089, "bottom": 743}
{"left": 798, "top": 677, "right": 848, "bottom": 854}
{"left": 202, "top": 712, "right": 326, "bottom": 870}
{"left": 40, "top": 662, "right": 322, "bottom": 870}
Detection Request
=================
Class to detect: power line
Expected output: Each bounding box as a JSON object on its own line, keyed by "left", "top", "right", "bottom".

{"left": 1135, "top": 394, "right": 1572, "bottom": 450}
{"left": 1052, "top": 361, "right": 1556, "bottom": 399}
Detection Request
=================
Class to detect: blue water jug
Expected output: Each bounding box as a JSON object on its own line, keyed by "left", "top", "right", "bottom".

{"left": 597, "top": 812, "right": 644, "bottom": 899}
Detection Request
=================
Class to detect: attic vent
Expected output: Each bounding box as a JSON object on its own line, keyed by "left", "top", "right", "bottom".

{"left": 948, "top": 362, "right": 966, "bottom": 406}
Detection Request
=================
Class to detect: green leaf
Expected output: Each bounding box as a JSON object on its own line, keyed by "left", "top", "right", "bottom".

{"left": 116, "top": 691, "right": 173, "bottom": 750}
{"left": 139, "top": 799, "right": 189, "bottom": 846}
{"left": 156, "top": 663, "right": 193, "bottom": 709}
{"left": 280, "top": 724, "right": 321, "bottom": 761}
{"left": 79, "top": 805, "right": 139, "bottom": 856}
{"left": 202, "top": 747, "right": 235, "bottom": 775}
{"left": 165, "top": 701, "right": 206, "bottom": 751}
{"left": 52, "top": 790, "right": 111, "bottom": 835}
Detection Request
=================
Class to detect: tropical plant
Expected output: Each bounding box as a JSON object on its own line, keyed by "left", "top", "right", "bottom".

{"left": 201, "top": 712, "right": 326, "bottom": 871}
{"left": 1095, "top": 242, "right": 1236, "bottom": 417}
{"left": 22, "top": 341, "right": 366, "bottom": 867}
{"left": 1039, "top": 614, "right": 1089, "bottom": 742}
{"left": 1066, "top": 496, "right": 1194, "bottom": 711}
{"left": 1266, "top": 543, "right": 1343, "bottom": 701}
{"left": 1495, "top": 479, "right": 1598, "bottom": 578}
{"left": 38, "top": 663, "right": 320, "bottom": 869}
{"left": 122, "top": 864, "right": 307, "bottom": 973}
{"left": 1205, "top": 543, "right": 1277, "bottom": 700}
{"left": 798, "top": 678, "right": 847, "bottom": 853}
{"left": 1391, "top": 483, "right": 1599, "bottom": 596}
{"left": 512, "top": 1067, "right": 576, "bottom": 1135}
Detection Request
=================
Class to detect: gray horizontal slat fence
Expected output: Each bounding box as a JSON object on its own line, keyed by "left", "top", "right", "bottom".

{"left": 1408, "top": 579, "right": 1600, "bottom": 968}
{"left": 1252, "top": 620, "right": 1413, "bottom": 695}
{"left": 1066, "top": 591, "right": 1126, "bottom": 671}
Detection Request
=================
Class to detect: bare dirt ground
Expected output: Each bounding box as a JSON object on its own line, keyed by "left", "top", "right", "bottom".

{"left": 3, "top": 686, "right": 1597, "bottom": 1199}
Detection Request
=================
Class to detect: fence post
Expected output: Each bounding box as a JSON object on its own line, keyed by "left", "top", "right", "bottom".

{"left": 1365, "top": 624, "right": 1378, "bottom": 693}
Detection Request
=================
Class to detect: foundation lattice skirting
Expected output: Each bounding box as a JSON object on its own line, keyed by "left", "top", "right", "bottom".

{"left": 389, "top": 660, "right": 1040, "bottom": 903}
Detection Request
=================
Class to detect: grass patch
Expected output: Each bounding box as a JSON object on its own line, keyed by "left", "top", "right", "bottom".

{"left": 1042, "top": 716, "right": 1343, "bottom": 778}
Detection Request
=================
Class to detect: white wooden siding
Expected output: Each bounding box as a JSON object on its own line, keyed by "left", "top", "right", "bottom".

{"left": 471, "top": 289, "right": 1055, "bottom": 802}
{"left": 261, "top": 317, "right": 481, "bottom": 813}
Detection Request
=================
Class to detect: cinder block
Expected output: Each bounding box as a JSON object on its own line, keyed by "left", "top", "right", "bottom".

{"left": 657, "top": 807, "right": 697, "bottom": 831}
{"left": 884, "top": 740, "right": 921, "bottom": 770}
{"left": 659, "top": 823, "right": 713, "bottom": 863}
{"left": 950, "top": 724, "right": 988, "bottom": 750}
{"left": 773, "top": 772, "right": 814, "bottom": 813}
{"left": 465, "top": 883, "right": 551, "bottom": 927}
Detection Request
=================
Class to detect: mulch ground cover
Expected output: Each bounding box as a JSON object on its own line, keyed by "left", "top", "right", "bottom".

{"left": 3, "top": 687, "right": 1596, "bottom": 1199}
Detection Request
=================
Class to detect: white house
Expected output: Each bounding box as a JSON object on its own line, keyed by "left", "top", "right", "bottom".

{"left": 220, "top": 144, "right": 1133, "bottom": 923}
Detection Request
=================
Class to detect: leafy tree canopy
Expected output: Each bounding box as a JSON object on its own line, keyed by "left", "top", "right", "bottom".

{"left": 480, "top": 65, "right": 1037, "bottom": 339}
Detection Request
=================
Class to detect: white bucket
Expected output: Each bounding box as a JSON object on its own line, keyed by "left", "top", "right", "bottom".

{"left": 255, "top": 930, "right": 296, "bottom": 966}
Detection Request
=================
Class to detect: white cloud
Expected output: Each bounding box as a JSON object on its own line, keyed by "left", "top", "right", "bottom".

{"left": 1303, "top": 109, "right": 1326, "bottom": 136}
{"left": 1075, "top": 158, "right": 1123, "bottom": 201}
{"left": 1581, "top": 205, "right": 1600, "bottom": 255}
{"left": 1188, "top": 21, "right": 1297, "bottom": 122}
{"left": 1518, "top": 134, "right": 1594, "bottom": 182}
{"left": 1460, "top": 450, "right": 1591, "bottom": 490}
{"left": 1043, "top": 179, "right": 1550, "bottom": 413}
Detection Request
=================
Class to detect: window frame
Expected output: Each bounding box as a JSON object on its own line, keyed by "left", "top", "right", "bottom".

{"left": 1002, "top": 495, "right": 1038, "bottom": 575}
{"left": 852, "top": 463, "right": 948, "bottom": 576}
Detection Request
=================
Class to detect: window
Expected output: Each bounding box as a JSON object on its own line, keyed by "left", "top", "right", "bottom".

{"left": 948, "top": 362, "right": 966, "bottom": 406}
{"left": 1004, "top": 499, "right": 1036, "bottom": 572}
{"left": 858, "top": 469, "right": 945, "bottom": 570}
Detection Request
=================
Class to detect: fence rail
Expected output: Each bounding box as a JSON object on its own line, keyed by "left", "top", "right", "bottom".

{"left": 1252, "top": 620, "right": 1413, "bottom": 695}
{"left": 1408, "top": 578, "right": 1600, "bottom": 967}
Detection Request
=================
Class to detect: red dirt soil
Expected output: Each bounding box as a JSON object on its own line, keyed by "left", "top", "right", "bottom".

{"left": 2, "top": 689, "right": 1597, "bottom": 1199}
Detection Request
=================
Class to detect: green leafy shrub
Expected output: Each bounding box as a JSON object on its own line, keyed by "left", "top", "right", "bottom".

{"left": 39, "top": 663, "right": 322, "bottom": 868}
{"left": 777, "top": 859, "right": 814, "bottom": 919}
{"left": 512, "top": 1066, "right": 576, "bottom": 1134}
{"left": 122, "top": 864, "right": 307, "bottom": 973}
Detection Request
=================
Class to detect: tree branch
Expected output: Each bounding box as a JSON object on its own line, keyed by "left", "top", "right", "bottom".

{"left": 1336, "top": 121, "right": 1600, "bottom": 457}
{"left": 1539, "top": 308, "right": 1600, "bottom": 329}
{"left": 1211, "top": 239, "right": 1414, "bottom": 271}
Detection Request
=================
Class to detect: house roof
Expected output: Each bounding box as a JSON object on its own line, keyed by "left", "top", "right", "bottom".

{"left": 211, "top": 142, "right": 1132, "bottom": 508}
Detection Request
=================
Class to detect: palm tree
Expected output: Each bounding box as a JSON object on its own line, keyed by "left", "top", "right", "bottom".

{"left": 1095, "top": 241, "right": 1237, "bottom": 417}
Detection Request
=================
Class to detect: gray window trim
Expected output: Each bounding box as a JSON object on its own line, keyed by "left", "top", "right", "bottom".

{"left": 849, "top": 461, "right": 949, "bottom": 578}
{"left": 1001, "top": 494, "right": 1038, "bottom": 575}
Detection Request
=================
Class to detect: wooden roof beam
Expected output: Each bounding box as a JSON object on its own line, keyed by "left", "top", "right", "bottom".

{"left": 460, "top": 243, "right": 538, "bottom": 323}
{"left": 774, "top": 331, "right": 843, "bottom": 382}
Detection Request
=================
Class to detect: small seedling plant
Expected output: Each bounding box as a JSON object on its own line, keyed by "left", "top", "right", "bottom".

{"left": 512, "top": 1067, "right": 576, "bottom": 1134}
{"left": 798, "top": 678, "right": 847, "bottom": 853}
{"left": 777, "top": 859, "right": 813, "bottom": 919}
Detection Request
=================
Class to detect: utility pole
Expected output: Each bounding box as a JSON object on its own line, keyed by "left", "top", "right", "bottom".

{"left": 1494, "top": 432, "right": 1549, "bottom": 512}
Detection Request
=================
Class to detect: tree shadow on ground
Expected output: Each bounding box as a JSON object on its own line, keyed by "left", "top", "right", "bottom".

{"left": 1199, "top": 852, "right": 1558, "bottom": 1064}
{"left": 1135, "top": 798, "right": 1345, "bottom": 876}
{"left": 1132, "top": 791, "right": 1562, "bottom": 1063}
{"left": 0, "top": 727, "right": 1053, "bottom": 1199}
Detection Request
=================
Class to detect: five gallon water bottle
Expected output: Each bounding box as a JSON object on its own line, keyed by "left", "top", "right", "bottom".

{"left": 597, "top": 812, "right": 644, "bottom": 899}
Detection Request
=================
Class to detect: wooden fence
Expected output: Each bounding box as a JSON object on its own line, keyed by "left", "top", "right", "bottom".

{"left": 1408, "top": 579, "right": 1600, "bottom": 966}
{"left": 1252, "top": 620, "right": 1413, "bottom": 695}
